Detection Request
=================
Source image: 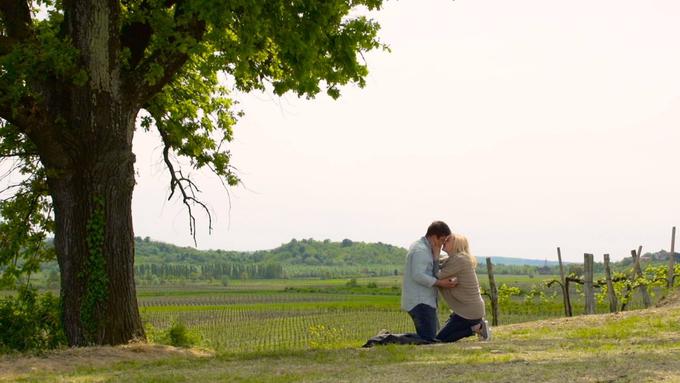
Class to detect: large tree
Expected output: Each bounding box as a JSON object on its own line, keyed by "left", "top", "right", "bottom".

{"left": 0, "top": 0, "right": 384, "bottom": 346}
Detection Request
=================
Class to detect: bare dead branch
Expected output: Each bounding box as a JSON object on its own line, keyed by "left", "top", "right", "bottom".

{"left": 157, "top": 124, "right": 213, "bottom": 246}
{"left": 0, "top": 181, "right": 30, "bottom": 195}
{"left": 0, "top": 157, "right": 25, "bottom": 180}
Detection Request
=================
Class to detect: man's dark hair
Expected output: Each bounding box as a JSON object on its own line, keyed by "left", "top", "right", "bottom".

{"left": 425, "top": 221, "right": 451, "bottom": 238}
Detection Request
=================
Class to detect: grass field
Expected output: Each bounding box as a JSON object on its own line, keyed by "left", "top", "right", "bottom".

{"left": 3, "top": 273, "right": 657, "bottom": 356}
{"left": 134, "top": 274, "right": 658, "bottom": 354}
{"left": 135, "top": 274, "right": 556, "bottom": 291}
{"left": 2, "top": 275, "right": 676, "bottom": 382}
{"left": 3, "top": 300, "right": 680, "bottom": 382}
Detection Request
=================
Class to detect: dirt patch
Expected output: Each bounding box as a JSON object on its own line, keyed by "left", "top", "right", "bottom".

{"left": 0, "top": 342, "right": 213, "bottom": 381}
{"left": 656, "top": 289, "right": 680, "bottom": 308}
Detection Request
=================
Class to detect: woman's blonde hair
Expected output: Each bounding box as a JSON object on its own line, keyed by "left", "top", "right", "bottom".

{"left": 450, "top": 234, "right": 477, "bottom": 268}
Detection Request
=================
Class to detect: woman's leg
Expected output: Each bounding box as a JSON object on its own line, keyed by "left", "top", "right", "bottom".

{"left": 436, "top": 314, "right": 481, "bottom": 343}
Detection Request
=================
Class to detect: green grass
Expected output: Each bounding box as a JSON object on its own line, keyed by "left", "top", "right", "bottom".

{"left": 4, "top": 305, "right": 680, "bottom": 382}
{"left": 8, "top": 273, "right": 662, "bottom": 356}
{"left": 135, "top": 282, "right": 663, "bottom": 355}
{"left": 134, "top": 274, "right": 558, "bottom": 291}
{"left": 132, "top": 273, "right": 662, "bottom": 354}
{"left": 139, "top": 292, "right": 416, "bottom": 353}
{"left": 5, "top": 274, "right": 676, "bottom": 382}
{"left": 133, "top": 273, "right": 561, "bottom": 294}
{"left": 137, "top": 275, "right": 404, "bottom": 291}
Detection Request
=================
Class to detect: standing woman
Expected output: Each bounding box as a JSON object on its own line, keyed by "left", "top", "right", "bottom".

{"left": 436, "top": 234, "right": 491, "bottom": 342}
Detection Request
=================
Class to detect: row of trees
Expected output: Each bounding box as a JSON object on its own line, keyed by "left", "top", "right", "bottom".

{"left": 135, "top": 262, "right": 284, "bottom": 280}
{"left": 475, "top": 251, "right": 680, "bottom": 277}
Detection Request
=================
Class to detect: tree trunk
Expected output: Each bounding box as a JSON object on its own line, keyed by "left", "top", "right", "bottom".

{"left": 29, "top": 0, "right": 145, "bottom": 346}
{"left": 48, "top": 113, "right": 144, "bottom": 345}
{"left": 48, "top": 108, "right": 144, "bottom": 345}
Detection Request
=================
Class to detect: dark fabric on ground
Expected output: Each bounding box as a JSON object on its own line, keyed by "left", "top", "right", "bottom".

{"left": 361, "top": 332, "right": 434, "bottom": 348}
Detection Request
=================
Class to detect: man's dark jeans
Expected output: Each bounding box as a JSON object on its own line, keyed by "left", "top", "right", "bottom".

{"left": 407, "top": 303, "right": 439, "bottom": 342}
{"left": 436, "top": 313, "right": 481, "bottom": 343}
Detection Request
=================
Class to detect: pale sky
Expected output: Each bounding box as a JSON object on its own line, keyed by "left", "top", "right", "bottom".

{"left": 131, "top": 0, "right": 680, "bottom": 262}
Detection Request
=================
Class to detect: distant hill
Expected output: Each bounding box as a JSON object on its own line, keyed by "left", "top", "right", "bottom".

{"left": 619, "top": 250, "right": 680, "bottom": 266}
{"left": 482, "top": 256, "right": 564, "bottom": 267}
{"left": 135, "top": 236, "right": 564, "bottom": 268}
{"left": 37, "top": 237, "right": 670, "bottom": 282}
{"left": 38, "top": 237, "right": 577, "bottom": 281}
{"left": 134, "top": 237, "right": 409, "bottom": 279}
{"left": 135, "top": 237, "right": 406, "bottom": 266}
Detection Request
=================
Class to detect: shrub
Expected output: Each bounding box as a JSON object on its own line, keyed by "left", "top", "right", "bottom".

{"left": 147, "top": 319, "right": 201, "bottom": 348}
{"left": 167, "top": 321, "right": 194, "bottom": 347}
{"left": 0, "top": 287, "right": 66, "bottom": 352}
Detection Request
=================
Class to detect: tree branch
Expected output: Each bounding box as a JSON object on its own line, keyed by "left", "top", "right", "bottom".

{"left": 0, "top": 0, "right": 39, "bottom": 129}
{"left": 556, "top": 275, "right": 628, "bottom": 288}
{"left": 121, "top": 21, "right": 153, "bottom": 68}
{"left": 9, "top": 189, "right": 42, "bottom": 274}
{"left": 0, "top": 75, "right": 54, "bottom": 171}
{"left": 0, "top": 106, "right": 16, "bottom": 126}
{"left": 157, "top": 123, "right": 213, "bottom": 246}
{"left": 0, "top": 95, "right": 46, "bottom": 141}
{"left": 120, "top": 0, "right": 180, "bottom": 67}
{"left": 127, "top": 1, "right": 206, "bottom": 105}
{"left": 0, "top": 36, "right": 17, "bottom": 56}
{"left": 546, "top": 279, "right": 563, "bottom": 289}
{"left": 0, "top": 1, "right": 32, "bottom": 41}
{"left": 0, "top": 150, "right": 38, "bottom": 158}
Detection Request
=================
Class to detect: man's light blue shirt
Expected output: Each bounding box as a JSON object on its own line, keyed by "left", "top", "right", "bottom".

{"left": 400, "top": 237, "right": 438, "bottom": 311}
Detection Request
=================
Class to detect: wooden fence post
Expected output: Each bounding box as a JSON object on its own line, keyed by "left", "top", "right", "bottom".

{"left": 603, "top": 253, "right": 617, "bottom": 313}
{"left": 669, "top": 226, "right": 676, "bottom": 288}
{"left": 564, "top": 278, "right": 573, "bottom": 317}
{"left": 584, "top": 253, "right": 595, "bottom": 314}
{"left": 557, "top": 247, "right": 572, "bottom": 317}
{"left": 631, "top": 247, "right": 652, "bottom": 308}
{"left": 486, "top": 257, "right": 499, "bottom": 326}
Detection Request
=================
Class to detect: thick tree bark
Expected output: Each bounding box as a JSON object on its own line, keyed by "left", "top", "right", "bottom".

{"left": 2, "top": 0, "right": 196, "bottom": 346}
{"left": 38, "top": 0, "right": 145, "bottom": 346}
{"left": 48, "top": 108, "right": 144, "bottom": 346}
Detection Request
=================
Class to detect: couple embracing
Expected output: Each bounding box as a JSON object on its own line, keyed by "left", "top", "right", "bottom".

{"left": 401, "top": 221, "right": 490, "bottom": 343}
